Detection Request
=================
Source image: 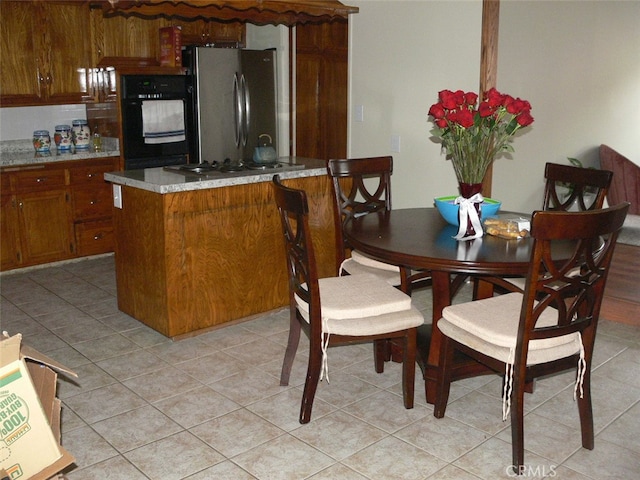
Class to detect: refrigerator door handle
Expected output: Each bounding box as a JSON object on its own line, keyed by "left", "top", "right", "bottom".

{"left": 241, "top": 74, "right": 250, "bottom": 147}
{"left": 233, "top": 72, "right": 242, "bottom": 147}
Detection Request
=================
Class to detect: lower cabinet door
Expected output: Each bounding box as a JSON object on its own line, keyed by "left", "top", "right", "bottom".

{"left": 18, "top": 189, "right": 74, "bottom": 265}
{"left": 1, "top": 194, "right": 21, "bottom": 270}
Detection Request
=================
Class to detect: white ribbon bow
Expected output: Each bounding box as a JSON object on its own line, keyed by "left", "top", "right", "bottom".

{"left": 454, "top": 193, "right": 484, "bottom": 241}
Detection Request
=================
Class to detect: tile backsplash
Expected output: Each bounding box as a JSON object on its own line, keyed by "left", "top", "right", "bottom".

{"left": 0, "top": 104, "right": 89, "bottom": 141}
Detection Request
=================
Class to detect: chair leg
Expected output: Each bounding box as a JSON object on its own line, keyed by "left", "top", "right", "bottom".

{"left": 401, "top": 329, "right": 417, "bottom": 409}
{"left": 510, "top": 375, "right": 526, "bottom": 473}
{"left": 433, "top": 336, "right": 454, "bottom": 418}
{"left": 577, "top": 369, "right": 594, "bottom": 450}
{"left": 299, "top": 342, "right": 323, "bottom": 424}
{"left": 280, "top": 311, "right": 301, "bottom": 386}
{"left": 374, "top": 340, "right": 386, "bottom": 373}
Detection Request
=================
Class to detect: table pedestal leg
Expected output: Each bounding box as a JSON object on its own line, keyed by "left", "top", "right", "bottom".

{"left": 424, "top": 270, "right": 451, "bottom": 404}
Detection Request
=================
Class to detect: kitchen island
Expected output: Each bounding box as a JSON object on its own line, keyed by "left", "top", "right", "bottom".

{"left": 105, "top": 157, "right": 336, "bottom": 338}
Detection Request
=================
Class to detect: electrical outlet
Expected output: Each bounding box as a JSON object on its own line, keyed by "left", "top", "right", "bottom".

{"left": 354, "top": 104, "right": 364, "bottom": 122}
{"left": 390, "top": 134, "right": 401, "bottom": 153}
{"left": 113, "top": 184, "right": 122, "bottom": 209}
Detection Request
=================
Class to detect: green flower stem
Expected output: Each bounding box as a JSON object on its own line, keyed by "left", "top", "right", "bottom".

{"left": 437, "top": 107, "right": 525, "bottom": 184}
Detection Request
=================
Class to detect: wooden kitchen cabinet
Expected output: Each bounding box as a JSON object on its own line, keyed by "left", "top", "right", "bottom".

{"left": 0, "top": 0, "right": 93, "bottom": 106}
{"left": 0, "top": 157, "right": 118, "bottom": 271}
{"left": 17, "top": 188, "right": 74, "bottom": 266}
{"left": 1, "top": 165, "right": 74, "bottom": 269}
{"left": 1, "top": 193, "right": 21, "bottom": 271}
{"left": 170, "top": 19, "right": 246, "bottom": 47}
{"left": 68, "top": 157, "right": 116, "bottom": 256}
{"left": 94, "top": 12, "right": 165, "bottom": 60}
{"left": 295, "top": 21, "right": 348, "bottom": 160}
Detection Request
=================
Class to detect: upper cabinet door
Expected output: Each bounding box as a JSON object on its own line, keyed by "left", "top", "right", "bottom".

{"left": 97, "top": 14, "right": 165, "bottom": 59}
{"left": 43, "top": 1, "right": 94, "bottom": 104}
{"left": 176, "top": 19, "right": 246, "bottom": 47}
{"left": 0, "top": 2, "right": 44, "bottom": 105}
{"left": 0, "top": 1, "right": 93, "bottom": 107}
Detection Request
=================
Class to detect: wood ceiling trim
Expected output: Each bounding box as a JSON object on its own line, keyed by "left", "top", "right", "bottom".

{"left": 101, "top": 0, "right": 359, "bottom": 25}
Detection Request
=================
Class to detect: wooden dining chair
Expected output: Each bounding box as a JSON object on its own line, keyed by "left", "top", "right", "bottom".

{"left": 480, "top": 161, "right": 614, "bottom": 295}
{"left": 543, "top": 162, "right": 613, "bottom": 212}
{"left": 272, "top": 175, "right": 424, "bottom": 424}
{"left": 327, "top": 156, "right": 431, "bottom": 294}
{"left": 434, "top": 202, "right": 629, "bottom": 472}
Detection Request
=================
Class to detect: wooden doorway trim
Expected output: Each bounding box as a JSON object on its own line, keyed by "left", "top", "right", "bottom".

{"left": 480, "top": 0, "right": 500, "bottom": 197}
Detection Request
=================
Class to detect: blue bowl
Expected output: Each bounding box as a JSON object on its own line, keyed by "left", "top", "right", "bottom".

{"left": 434, "top": 196, "right": 502, "bottom": 226}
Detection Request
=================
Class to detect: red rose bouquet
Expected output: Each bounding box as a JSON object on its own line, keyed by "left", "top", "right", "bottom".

{"left": 428, "top": 88, "right": 534, "bottom": 184}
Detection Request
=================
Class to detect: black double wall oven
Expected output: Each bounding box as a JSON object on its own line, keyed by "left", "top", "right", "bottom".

{"left": 120, "top": 75, "right": 189, "bottom": 170}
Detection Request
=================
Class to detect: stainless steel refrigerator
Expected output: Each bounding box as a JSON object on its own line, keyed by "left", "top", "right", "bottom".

{"left": 183, "top": 46, "right": 278, "bottom": 165}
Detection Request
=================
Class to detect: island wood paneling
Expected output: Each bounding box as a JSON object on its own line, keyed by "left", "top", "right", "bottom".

{"left": 113, "top": 175, "right": 335, "bottom": 337}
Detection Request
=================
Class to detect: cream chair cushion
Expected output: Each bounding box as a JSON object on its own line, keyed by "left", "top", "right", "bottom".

{"left": 350, "top": 249, "right": 401, "bottom": 272}
{"left": 437, "top": 292, "right": 582, "bottom": 366}
{"left": 295, "top": 273, "right": 423, "bottom": 336}
{"left": 438, "top": 292, "right": 584, "bottom": 419}
{"left": 340, "top": 257, "right": 401, "bottom": 286}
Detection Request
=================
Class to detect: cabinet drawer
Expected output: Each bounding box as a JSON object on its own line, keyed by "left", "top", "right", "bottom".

{"left": 75, "top": 220, "right": 114, "bottom": 256}
{"left": 69, "top": 159, "right": 116, "bottom": 186}
{"left": 13, "top": 166, "right": 66, "bottom": 191}
{"left": 72, "top": 185, "right": 112, "bottom": 220}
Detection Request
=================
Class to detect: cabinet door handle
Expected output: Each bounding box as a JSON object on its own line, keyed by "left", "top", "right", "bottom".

{"left": 89, "top": 199, "right": 98, "bottom": 205}
{"left": 87, "top": 173, "right": 96, "bottom": 178}
{"left": 93, "top": 232, "right": 104, "bottom": 240}
{"left": 35, "top": 177, "right": 48, "bottom": 183}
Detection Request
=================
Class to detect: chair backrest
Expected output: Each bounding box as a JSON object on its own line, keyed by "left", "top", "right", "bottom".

{"left": 327, "top": 156, "right": 393, "bottom": 270}
{"left": 517, "top": 202, "right": 629, "bottom": 363}
{"left": 542, "top": 162, "right": 613, "bottom": 211}
{"left": 272, "top": 175, "right": 321, "bottom": 328}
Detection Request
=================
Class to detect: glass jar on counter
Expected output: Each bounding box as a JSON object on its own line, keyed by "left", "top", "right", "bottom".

{"left": 54, "top": 125, "right": 72, "bottom": 151}
{"left": 33, "top": 130, "right": 51, "bottom": 152}
{"left": 72, "top": 119, "right": 91, "bottom": 150}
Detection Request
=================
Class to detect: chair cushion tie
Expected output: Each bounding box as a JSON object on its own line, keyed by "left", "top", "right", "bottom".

{"left": 502, "top": 332, "right": 586, "bottom": 421}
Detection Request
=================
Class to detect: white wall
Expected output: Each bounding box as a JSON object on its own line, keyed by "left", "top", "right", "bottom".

{"left": 348, "top": 0, "right": 640, "bottom": 212}
{"left": 348, "top": 0, "right": 483, "bottom": 209}
{"left": 495, "top": 0, "right": 640, "bottom": 211}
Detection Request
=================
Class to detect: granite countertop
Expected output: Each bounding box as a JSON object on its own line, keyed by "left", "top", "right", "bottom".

{"left": 0, "top": 138, "right": 120, "bottom": 167}
{"left": 104, "top": 157, "right": 328, "bottom": 194}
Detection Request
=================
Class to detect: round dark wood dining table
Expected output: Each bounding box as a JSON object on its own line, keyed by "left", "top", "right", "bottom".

{"left": 343, "top": 207, "right": 542, "bottom": 404}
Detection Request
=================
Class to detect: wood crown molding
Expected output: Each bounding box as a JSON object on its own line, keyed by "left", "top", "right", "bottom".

{"left": 99, "top": 0, "right": 359, "bottom": 25}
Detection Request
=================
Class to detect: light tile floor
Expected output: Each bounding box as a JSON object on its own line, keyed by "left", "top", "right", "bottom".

{"left": 2, "top": 255, "right": 639, "bottom": 479}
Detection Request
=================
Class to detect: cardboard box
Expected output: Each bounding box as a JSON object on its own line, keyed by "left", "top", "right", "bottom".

{"left": 159, "top": 26, "right": 182, "bottom": 67}
{"left": 0, "top": 333, "right": 77, "bottom": 480}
